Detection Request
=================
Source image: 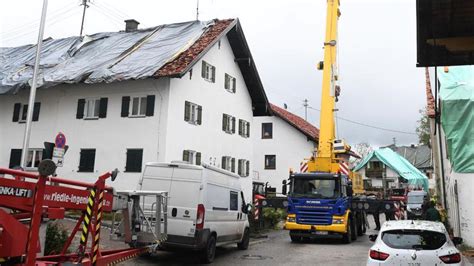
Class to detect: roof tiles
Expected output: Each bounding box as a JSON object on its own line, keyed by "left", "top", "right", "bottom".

{"left": 270, "top": 103, "right": 319, "bottom": 141}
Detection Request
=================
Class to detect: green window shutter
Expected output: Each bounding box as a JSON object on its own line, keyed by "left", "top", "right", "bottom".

{"left": 231, "top": 158, "right": 235, "bottom": 173}
{"left": 184, "top": 101, "right": 190, "bottom": 121}
{"left": 211, "top": 66, "right": 216, "bottom": 83}
{"left": 222, "top": 114, "right": 227, "bottom": 131}
{"left": 246, "top": 161, "right": 250, "bottom": 177}
{"left": 197, "top": 105, "right": 202, "bottom": 125}
{"left": 237, "top": 159, "right": 242, "bottom": 176}
{"left": 222, "top": 157, "right": 226, "bottom": 169}
{"left": 196, "top": 152, "right": 202, "bottom": 165}
{"left": 32, "top": 102, "right": 41, "bottom": 121}
{"left": 76, "top": 99, "right": 85, "bottom": 119}
{"left": 246, "top": 122, "right": 250, "bottom": 138}
{"left": 224, "top": 74, "right": 229, "bottom": 90}
{"left": 201, "top": 61, "right": 206, "bottom": 78}
{"left": 231, "top": 117, "right": 236, "bottom": 134}
{"left": 238, "top": 119, "right": 243, "bottom": 136}
{"left": 183, "top": 150, "right": 189, "bottom": 162}
{"left": 232, "top": 78, "right": 236, "bottom": 93}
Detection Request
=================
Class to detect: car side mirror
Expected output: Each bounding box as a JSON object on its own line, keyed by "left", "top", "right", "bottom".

{"left": 368, "top": 234, "right": 377, "bottom": 242}
{"left": 452, "top": 237, "right": 463, "bottom": 245}
{"left": 242, "top": 203, "right": 252, "bottom": 214}
{"left": 282, "top": 180, "right": 287, "bottom": 195}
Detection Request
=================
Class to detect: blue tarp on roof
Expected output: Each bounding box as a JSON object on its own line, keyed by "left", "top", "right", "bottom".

{"left": 353, "top": 148, "right": 429, "bottom": 191}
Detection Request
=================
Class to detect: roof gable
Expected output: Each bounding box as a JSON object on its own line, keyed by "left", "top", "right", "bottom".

{"left": 269, "top": 103, "right": 319, "bottom": 141}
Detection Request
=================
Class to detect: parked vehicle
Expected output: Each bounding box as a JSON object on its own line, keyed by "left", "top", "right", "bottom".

{"left": 406, "top": 190, "right": 428, "bottom": 219}
{"left": 138, "top": 162, "right": 252, "bottom": 263}
{"left": 367, "top": 220, "right": 464, "bottom": 265}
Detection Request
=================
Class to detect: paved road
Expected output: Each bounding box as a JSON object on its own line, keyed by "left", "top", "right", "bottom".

{"left": 122, "top": 229, "right": 375, "bottom": 266}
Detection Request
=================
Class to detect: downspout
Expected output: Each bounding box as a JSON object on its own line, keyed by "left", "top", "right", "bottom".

{"left": 152, "top": 79, "right": 165, "bottom": 162}
{"left": 434, "top": 66, "right": 447, "bottom": 209}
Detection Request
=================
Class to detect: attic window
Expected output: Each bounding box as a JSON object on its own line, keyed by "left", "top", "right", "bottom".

{"left": 201, "top": 61, "right": 216, "bottom": 83}
{"left": 224, "top": 73, "right": 236, "bottom": 93}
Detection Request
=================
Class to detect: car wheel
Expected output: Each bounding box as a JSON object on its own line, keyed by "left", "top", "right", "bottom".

{"left": 342, "top": 220, "right": 352, "bottom": 244}
{"left": 290, "top": 232, "right": 302, "bottom": 243}
{"left": 201, "top": 234, "right": 216, "bottom": 264}
{"left": 237, "top": 228, "right": 250, "bottom": 250}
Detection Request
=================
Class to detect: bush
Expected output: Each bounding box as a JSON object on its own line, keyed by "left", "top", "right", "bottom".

{"left": 44, "top": 221, "right": 69, "bottom": 255}
{"left": 263, "top": 208, "right": 287, "bottom": 229}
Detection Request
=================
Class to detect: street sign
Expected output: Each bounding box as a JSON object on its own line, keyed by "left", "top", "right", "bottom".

{"left": 53, "top": 145, "right": 65, "bottom": 167}
{"left": 55, "top": 132, "right": 66, "bottom": 149}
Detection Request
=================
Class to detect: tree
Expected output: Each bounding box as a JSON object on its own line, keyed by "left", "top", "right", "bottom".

{"left": 416, "top": 107, "right": 431, "bottom": 146}
{"left": 349, "top": 142, "right": 373, "bottom": 167}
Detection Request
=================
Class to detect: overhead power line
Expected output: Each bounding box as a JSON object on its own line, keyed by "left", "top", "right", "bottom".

{"left": 307, "top": 106, "right": 416, "bottom": 135}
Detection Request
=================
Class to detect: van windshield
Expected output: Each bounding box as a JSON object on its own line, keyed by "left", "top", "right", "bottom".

{"left": 291, "top": 178, "right": 339, "bottom": 199}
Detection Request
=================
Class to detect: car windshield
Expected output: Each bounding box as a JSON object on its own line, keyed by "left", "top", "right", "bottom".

{"left": 382, "top": 229, "right": 446, "bottom": 250}
{"left": 291, "top": 178, "right": 339, "bottom": 199}
{"left": 408, "top": 195, "right": 425, "bottom": 204}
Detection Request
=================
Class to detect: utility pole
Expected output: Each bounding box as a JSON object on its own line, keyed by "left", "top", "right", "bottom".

{"left": 79, "top": 0, "right": 90, "bottom": 36}
{"left": 20, "top": 0, "right": 48, "bottom": 169}
{"left": 196, "top": 0, "right": 200, "bottom": 20}
{"left": 392, "top": 137, "right": 397, "bottom": 146}
{"left": 303, "top": 99, "right": 309, "bottom": 121}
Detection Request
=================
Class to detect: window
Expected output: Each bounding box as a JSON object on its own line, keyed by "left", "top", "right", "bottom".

{"left": 78, "top": 149, "right": 96, "bottom": 172}
{"left": 12, "top": 102, "right": 41, "bottom": 123}
{"left": 264, "top": 155, "right": 276, "bottom": 170}
{"left": 76, "top": 98, "right": 108, "bottom": 119}
{"left": 238, "top": 159, "right": 250, "bottom": 177}
{"left": 183, "top": 150, "right": 202, "bottom": 165}
{"left": 262, "top": 123, "right": 273, "bottom": 139}
{"left": 8, "top": 148, "right": 45, "bottom": 169}
{"left": 201, "top": 61, "right": 216, "bottom": 82}
{"left": 238, "top": 119, "right": 250, "bottom": 138}
{"left": 121, "top": 95, "right": 155, "bottom": 117}
{"left": 184, "top": 101, "right": 202, "bottom": 125}
{"left": 224, "top": 73, "right": 236, "bottom": 93}
{"left": 230, "top": 191, "right": 238, "bottom": 211}
{"left": 381, "top": 230, "right": 446, "bottom": 250}
{"left": 125, "top": 149, "right": 143, "bottom": 172}
{"left": 221, "top": 156, "right": 235, "bottom": 172}
{"left": 222, "top": 114, "right": 236, "bottom": 134}
{"left": 131, "top": 96, "right": 147, "bottom": 116}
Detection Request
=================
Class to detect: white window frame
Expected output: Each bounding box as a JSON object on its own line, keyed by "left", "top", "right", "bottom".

{"left": 18, "top": 104, "right": 28, "bottom": 122}
{"left": 222, "top": 156, "right": 232, "bottom": 171}
{"left": 26, "top": 148, "right": 43, "bottom": 169}
{"left": 239, "top": 119, "right": 250, "bottom": 138}
{"left": 186, "top": 102, "right": 200, "bottom": 124}
{"left": 224, "top": 73, "right": 236, "bottom": 93}
{"left": 238, "top": 159, "right": 249, "bottom": 177}
{"left": 84, "top": 98, "right": 100, "bottom": 119}
{"left": 187, "top": 150, "right": 196, "bottom": 164}
{"left": 129, "top": 96, "right": 147, "bottom": 117}
{"left": 202, "top": 61, "right": 215, "bottom": 82}
{"left": 223, "top": 114, "right": 235, "bottom": 134}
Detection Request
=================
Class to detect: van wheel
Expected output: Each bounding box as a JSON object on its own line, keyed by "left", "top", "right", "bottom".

{"left": 201, "top": 235, "right": 216, "bottom": 264}
{"left": 237, "top": 228, "right": 250, "bottom": 250}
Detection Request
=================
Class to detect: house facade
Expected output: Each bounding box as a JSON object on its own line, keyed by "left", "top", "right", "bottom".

{"left": 425, "top": 67, "right": 474, "bottom": 245}
{"left": 0, "top": 19, "right": 269, "bottom": 201}
{"left": 252, "top": 104, "right": 319, "bottom": 192}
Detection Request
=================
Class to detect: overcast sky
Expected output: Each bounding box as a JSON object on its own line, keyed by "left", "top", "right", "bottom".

{"left": 0, "top": 0, "right": 426, "bottom": 147}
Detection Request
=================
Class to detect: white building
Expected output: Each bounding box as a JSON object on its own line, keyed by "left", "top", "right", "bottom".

{"left": 252, "top": 104, "right": 319, "bottom": 192}
{"left": 0, "top": 19, "right": 269, "bottom": 201}
{"left": 425, "top": 67, "right": 474, "bottom": 245}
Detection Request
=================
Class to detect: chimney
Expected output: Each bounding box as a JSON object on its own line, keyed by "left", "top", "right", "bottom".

{"left": 124, "top": 19, "right": 140, "bottom": 32}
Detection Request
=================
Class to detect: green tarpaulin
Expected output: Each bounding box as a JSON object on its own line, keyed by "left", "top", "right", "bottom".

{"left": 353, "top": 148, "right": 429, "bottom": 191}
{"left": 438, "top": 66, "right": 474, "bottom": 173}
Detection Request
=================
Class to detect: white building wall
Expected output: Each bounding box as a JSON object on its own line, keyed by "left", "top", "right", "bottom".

{"left": 357, "top": 167, "right": 400, "bottom": 189}
{"left": 0, "top": 79, "right": 169, "bottom": 190}
{"left": 252, "top": 115, "right": 316, "bottom": 192}
{"left": 164, "top": 36, "right": 254, "bottom": 201}
{"left": 433, "top": 122, "right": 474, "bottom": 245}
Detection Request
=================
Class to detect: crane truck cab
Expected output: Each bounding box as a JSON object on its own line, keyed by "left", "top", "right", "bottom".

{"left": 138, "top": 162, "right": 252, "bottom": 263}
{"left": 283, "top": 172, "right": 365, "bottom": 244}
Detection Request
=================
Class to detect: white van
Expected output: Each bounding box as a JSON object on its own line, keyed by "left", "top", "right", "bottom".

{"left": 138, "top": 162, "right": 252, "bottom": 263}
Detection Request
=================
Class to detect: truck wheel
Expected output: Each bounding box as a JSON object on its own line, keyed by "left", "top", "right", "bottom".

{"left": 201, "top": 234, "right": 216, "bottom": 264}
{"left": 342, "top": 220, "right": 352, "bottom": 244}
{"left": 357, "top": 216, "right": 364, "bottom": 236}
{"left": 290, "top": 232, "right": 302, "bottom": 243}
{"left": 351, "top": 218, "right": 358, "bottom": 241}
{"left": 237, "top": 228, "right": 250, "bottom": 250}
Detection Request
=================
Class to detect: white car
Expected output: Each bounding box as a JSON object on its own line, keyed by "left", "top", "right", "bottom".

{"left": 367, "top": 220, "right": 464, "bottom": 266}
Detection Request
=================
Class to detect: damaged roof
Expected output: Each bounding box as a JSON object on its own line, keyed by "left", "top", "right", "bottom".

{"left": 0, "top": 18, "right": 269, "bottom": 116}
{"left": 270, "top": 103, "right": 319, "bottom": 141}
{"left": 386, "top": 144, "right": 432, "bottom": 170}
{"left": 425, "top": 68, "right": 436, "bottom": 118}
